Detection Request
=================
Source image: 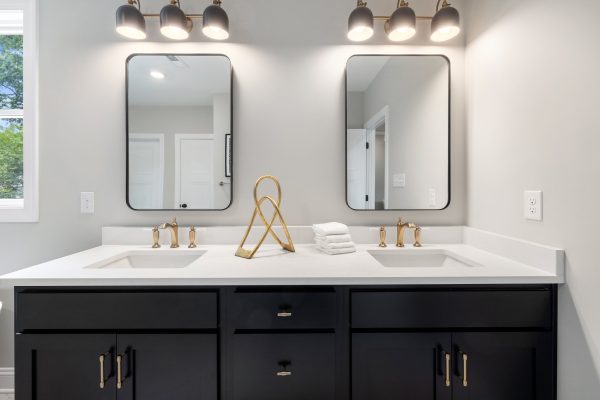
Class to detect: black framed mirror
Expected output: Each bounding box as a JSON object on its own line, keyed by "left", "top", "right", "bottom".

{"left": 345, "top": 55, "right": 450, "bottom": 211}
{"left": 126, "top": 54, "right": 232, "bottom": 211}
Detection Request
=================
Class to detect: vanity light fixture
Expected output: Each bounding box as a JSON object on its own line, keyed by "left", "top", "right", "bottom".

{"left": 347, "top": 1, "right": 374, "bottom": 42}
{"left": 347, "top": 0, "right": 460, "bottom": 43}
{"left": 160, "top": 1, "right": 192, "bottom": 40}
{"left": 115, "top": 0, "right": 147, "bottom": 40}
{"left": 115, "top": 0, "right": 230, "bottom": 41}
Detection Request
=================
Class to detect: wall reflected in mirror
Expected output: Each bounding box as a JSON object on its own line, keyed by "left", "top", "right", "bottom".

{"left": 127, "top": 54, "right": 232, "bottom": 210}
{"left": 346, "top": 55, "right": 450, "bottom": 210}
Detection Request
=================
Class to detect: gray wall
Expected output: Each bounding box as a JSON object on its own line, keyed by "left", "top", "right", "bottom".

{"left": 465, "top": 0, "right": 600, "bottom": 397}
{"left": 0, "top": 0, "right": 467, "bottom": 372}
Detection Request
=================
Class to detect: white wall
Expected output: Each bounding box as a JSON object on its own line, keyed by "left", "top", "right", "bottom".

{"left": 0, "top": 0, "right": 466, "bottom": 376}
{"left": 464, "top": 0, "right": 600, "bottom": 397}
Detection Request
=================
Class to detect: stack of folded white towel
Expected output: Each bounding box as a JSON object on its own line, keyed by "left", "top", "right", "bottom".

{"left": 312, "top": 222, "right": 356, "bottom": 255}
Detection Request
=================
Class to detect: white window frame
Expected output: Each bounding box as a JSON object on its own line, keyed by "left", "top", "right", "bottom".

{"left": 0, "top": 0, "right": 38, "bottom": 222}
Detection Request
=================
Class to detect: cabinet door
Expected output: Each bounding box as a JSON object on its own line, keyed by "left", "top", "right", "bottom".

{"left": 116, "top": 333, "right": 217, "bottom": 400}
{"left": 452, "top": 332, "right": 554, "bottom": 400}
{"left": 352, "top": 333, "right": 452, "bottom": 400}
{"left": 16, "top": 334, "right": 116, "bottom": 400}
{"left": 232, "top": 333, "right": 336, "bottom": 400}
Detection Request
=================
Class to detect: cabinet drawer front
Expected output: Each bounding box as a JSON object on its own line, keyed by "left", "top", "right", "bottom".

{"left": 232, "top": 333, "right": 336, "bottom": 400}
{"left": 351, "top": 289, "right": 552, "bottom": 329}
{"left": 230, "top": 290, "right": 336, "bottom": 330}
{"left": 16, "top": 290, "right": 217, "bottom": 331}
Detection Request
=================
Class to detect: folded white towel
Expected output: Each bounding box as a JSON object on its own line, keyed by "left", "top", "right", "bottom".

{"left": 316, "top": 240, "right": 356, "bottom": 250}
{"left": 317, "top": 246, "right": 356, "bottom": 255}
{"left": 314, "top": 234, "right": 352, "bottom": 244}
{"left": 313, "top": 222, "right": 349, "bottom": 236}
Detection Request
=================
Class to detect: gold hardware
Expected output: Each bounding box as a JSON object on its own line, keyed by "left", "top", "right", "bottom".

{"left": 159, "top": 218, "right": 179, "bottom": 248}
{"left": 116, "top": 354, "right": 123, "bottom": 389}
{"left": 277, "top": 311, "right": 292, "bottom": 318}
{"left": 396, "top": 218, "right": 422, "bottom": 247}
{"left": 235, "top": 175, "right": 295, "bottom": 259}
{"left": 461, "top": 352, "right": 468, "bottom": 387}
{"left": 414, "top": 226, "right": 422, "bottom": 247}
{"left": 276, "top": 361, "right": 292, "bottom": 377}
{"left": 188, "top": 226, "right": 197, "bottom": 248}
{"left": 152, "top": 226, "right": 160, "bottom": 249}
{"left": 444, "top": 352, "right": 451, "bottom": 387}
{"left": 378, "top": 226, "right": 388, "bottom": 247}
{"left": 98, "top": 353, "right": 107, "bottom": 389}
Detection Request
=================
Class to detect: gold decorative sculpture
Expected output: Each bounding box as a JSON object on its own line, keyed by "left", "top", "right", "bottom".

{"left": 235, "top": 175, "right": 295, "bottom": 259}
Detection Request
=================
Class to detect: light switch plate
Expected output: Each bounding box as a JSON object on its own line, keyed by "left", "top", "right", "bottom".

{"left": 524, "top": 190, "right": 542, "bottom": 221}
{"left": 81, "top": 192, "right": 94, "bottom": 214}
{"left": 393, "top": 173, "right": 406, "bottom": 188}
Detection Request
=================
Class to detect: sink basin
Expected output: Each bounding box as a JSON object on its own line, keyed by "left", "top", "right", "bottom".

{"left": 88, "top": 250, "right": 206, "bottom": 269}
{"left": 368, "top": 250, "right": 480, "bottom": 268}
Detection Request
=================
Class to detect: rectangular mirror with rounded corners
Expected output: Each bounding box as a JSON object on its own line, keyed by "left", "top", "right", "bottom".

{"left": 346, "top": 55, "right": 450, "bottom": 211}
{"left": 126, "top": 54, "right": 232, "bottom": 210}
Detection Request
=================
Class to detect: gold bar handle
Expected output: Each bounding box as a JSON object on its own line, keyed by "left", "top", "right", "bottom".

{"left": 444, "top": 353, "right": 451, "bottom": 387}
{"left": 98, "top": 353, "right": 107, "bottom": 389}
{"left": 116, "top": 354, "right": 123, "bottom": 389}
{"left": 276, "top": 311, "right": 292, "bottom": 318}
{"left": 462, "top": 353, "right": 468, "bottom": 387}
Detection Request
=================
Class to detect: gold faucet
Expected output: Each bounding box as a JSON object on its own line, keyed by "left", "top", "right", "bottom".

{"left": 396, "top": 218, "right": 422, "bottom": 247}
{"left": 159, "top": 218, "right": 179, "bottom": 248}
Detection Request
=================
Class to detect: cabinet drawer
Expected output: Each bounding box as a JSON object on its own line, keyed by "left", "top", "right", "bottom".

{"left": 351, "top": 289, "right": 552, "bottom": 329}
{"left": 230, "top": 289, "right": 336, "bottom": 330}
{"left": 232, "top": 333, "right": 336, "bottom": 400}
{"left": 15, "top": 289, "right": 217, "bottom": 331}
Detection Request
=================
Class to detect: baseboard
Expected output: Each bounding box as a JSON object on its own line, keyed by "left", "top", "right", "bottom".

{"left": 0, "top": 368, "right": 14, "bottom": 394}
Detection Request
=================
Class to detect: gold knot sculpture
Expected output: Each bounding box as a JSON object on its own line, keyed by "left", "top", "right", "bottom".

{"left": 235, "top": 175, "right": 295, "bottom": 259}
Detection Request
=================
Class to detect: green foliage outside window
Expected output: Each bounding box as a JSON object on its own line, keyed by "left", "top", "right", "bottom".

{"left": 0, "top": 35, "right": 24, "bottom": 199}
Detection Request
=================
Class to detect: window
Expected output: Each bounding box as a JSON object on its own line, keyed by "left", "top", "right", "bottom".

{"left": 0, "top": 0, "right": 37, "bottom": 222}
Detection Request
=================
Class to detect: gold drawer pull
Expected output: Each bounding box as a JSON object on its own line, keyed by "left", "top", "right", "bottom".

{"left": 444, "top": 352, "right": 451, "bottom": 387}
{"left": 116, "top": 354, "right": 123, "bottom": 389}
{"left": 277, "top": 310, "right": 292, "bottom": 318}
{"left": 276, "top": 371, "right": 292, "bottom": 377}
{"left": 98, "top": 353, "right": 107, "bottom": 389}
{"left": 462, "top": 352, "right": 468, "bottom": 387}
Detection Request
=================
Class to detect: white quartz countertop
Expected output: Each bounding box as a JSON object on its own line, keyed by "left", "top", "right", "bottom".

{"left": 0, "top": 228, "right": 565, "bottom": 286}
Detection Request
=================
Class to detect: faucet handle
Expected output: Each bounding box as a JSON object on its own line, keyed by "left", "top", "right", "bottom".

{"left": 171, "top": 217, "right": 178, "bottom": 226}
{"left": 152, "top": 226, "right": 161, "bottom": 248}
{"left": 188, "top": 226, "right": 197, "bottom": 249}
{"left": 414, "top": 226, "right": 422, "bottom": 247}
{"left": 378, "top": 226, "right": 387, "bottom": 248}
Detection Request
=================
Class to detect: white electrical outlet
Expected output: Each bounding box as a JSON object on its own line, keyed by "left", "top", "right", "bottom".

{"left": 81, "top": 192, "right": 94, "bottom": 214}
{"left": 524, "top": 190, "right": 542, "bottom": 221}
{"left": 428, "top": 188, "right": 437, "bottom": 207}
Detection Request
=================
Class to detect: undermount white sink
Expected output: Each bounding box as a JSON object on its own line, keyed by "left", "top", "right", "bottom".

{"left": 88, "top": 250, "right": 206, "bottom": 269}
{"left": 368, "top": 249, "right": 481, "bottom": 269}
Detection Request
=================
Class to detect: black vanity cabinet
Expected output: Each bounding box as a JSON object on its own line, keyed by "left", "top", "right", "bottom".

{"left": 15, "top": 289, "right": 219, "bottom": 400}
{"left": 14, "top": 285, "right": 557, "bottom": 400}
{"left": 350, "top": 288, "right": 556, "bottom": 400}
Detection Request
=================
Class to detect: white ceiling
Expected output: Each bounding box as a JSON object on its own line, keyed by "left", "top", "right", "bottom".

{"left": 346, "top": 56, "right": 390, "bottom": 92}
{"left": 128, "top": 55, "right": 230, "bottom": 107}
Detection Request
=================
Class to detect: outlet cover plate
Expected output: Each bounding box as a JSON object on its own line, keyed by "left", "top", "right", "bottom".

{"left": 524, "top": 190, "right": 542, "bottom": 221}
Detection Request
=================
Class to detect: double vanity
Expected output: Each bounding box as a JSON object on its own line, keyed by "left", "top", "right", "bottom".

{"left": 1, "top": 226, "right": 564, "bottom": 400}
